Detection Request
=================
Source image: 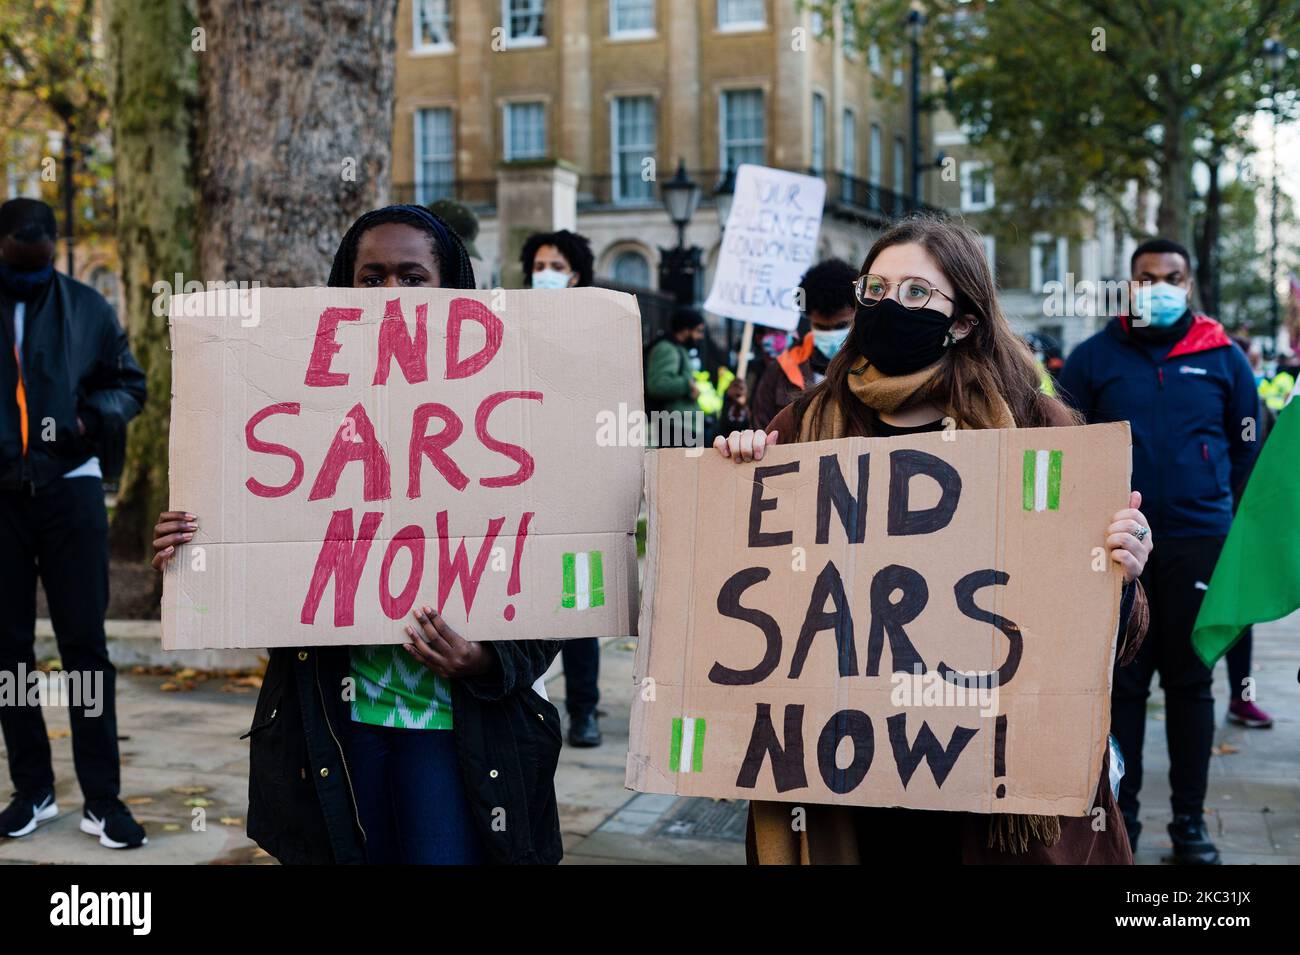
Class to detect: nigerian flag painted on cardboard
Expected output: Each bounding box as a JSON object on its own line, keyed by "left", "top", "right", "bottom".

{"left": 1192, "top": 400, "right": 1300, "bottom": 666}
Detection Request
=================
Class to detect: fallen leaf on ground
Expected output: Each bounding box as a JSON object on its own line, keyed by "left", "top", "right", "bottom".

{"left": 219, "top": 817, "right": 243, "bottom": 826}
{"left": 125, "top": 796, "right": 154, "bottom": 805}
{"left": 47, "top": 729, "right": 71, "bottom": 739}
{"left": 170, "top": 785, "right": 208, "bottom": 795}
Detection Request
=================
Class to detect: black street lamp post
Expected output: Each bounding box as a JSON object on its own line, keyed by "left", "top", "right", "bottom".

{"left": 658, "top": 159, "right": 704, "bottom": 307}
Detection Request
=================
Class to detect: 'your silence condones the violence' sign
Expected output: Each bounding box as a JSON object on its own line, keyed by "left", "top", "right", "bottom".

{"left": 161, "top": 287, "right": 644, "bottom": 650}
{"left": 628, "top": 423, "right": 1131, "bottom": 816}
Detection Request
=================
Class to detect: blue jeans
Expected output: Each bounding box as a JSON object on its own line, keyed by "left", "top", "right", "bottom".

{"left": 342, "top": 720, "right": 485, "bottom": 864}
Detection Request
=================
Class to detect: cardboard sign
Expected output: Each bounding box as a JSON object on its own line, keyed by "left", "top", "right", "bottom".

{"left": 161, "top": 287, "right": 644, "bottom": 650}
{"left": 703, "top": 164, "right": 826, "bottom": 332}
{"left": 627, "top": 423, "right": 1131, "bottom": 817}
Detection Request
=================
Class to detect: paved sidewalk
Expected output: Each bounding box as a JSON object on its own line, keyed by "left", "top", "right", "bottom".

{"left": 1, "top": 612, "right": 1295, "bottom": 865}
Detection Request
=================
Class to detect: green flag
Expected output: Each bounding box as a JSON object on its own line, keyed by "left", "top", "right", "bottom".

{"left": 1192, "top": 400, "right": 1300, "bottom": 666}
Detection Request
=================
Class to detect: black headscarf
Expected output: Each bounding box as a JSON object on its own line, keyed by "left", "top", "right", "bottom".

{"left": 327, "top": 204, "right": 475, "bottom": 290}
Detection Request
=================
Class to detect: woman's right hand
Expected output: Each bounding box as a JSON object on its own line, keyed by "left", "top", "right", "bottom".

{"left": 152, "top": 510, "right": 197, "bottom": 570}
{"left": 713, "top": 429, "right": 779, "bottom": 463}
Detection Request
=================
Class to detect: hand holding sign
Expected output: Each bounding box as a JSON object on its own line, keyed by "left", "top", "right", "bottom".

{"left": 629, "top": 424, "right": 1133, "bottom": 816}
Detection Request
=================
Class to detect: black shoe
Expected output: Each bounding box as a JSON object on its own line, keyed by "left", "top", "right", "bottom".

{"left": 1168, "top": 814, "right": 1220, "bottom": 865}
{"left": 81, "top": 802, "right": 148, "bottom": 849}
{"left": 0, "top": 790, "right": 58, "bottom": 838}
{"left": 567, "top": 711, "right": 602, "bottom": 748}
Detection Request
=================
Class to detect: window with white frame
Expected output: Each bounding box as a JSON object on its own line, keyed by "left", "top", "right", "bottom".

{"left": 982, "top": 235, "right": 997, "bottom": 279}
{"left": 839, "top": 108, "right": 856, "bottom": 202}
{"left": 610, "top": 0, "right": 654, "bottom": 36}
{"left": 841, "top": 5, "right": 857, "bottom": 53}
{"left": 720, "top": 89, "right": 764, "bottom": 169}
{"left": 717, "top": 0, "right": 764, "bottom": 30}
{"left": 503, "top": 0, "right": 545, "bottom": 45}
{"left": 612, "top": 95, "right": 656, "bottom": 202}
{"left": 893, "top": 136, "right": 906, "bottom": 198}
{"left": 1031, "top": 234, "right": 1068, "bottom": 292}
{"left": 960, "top": 161, "right": 994, "bottom": 211}
{"left": 869, "top": 122, "right": 882, "bottom": 186}
{"left": 840, "top": 108, "right": 856, "bottom": 177}
{"left": 810, "top": 8, "right": 824, "bottom": 37}
{"left": 612, "top": 250, "right": 651, "bottom": 287}
{"left": 811, "top": 92, "right": 826, "bottom": 175}
{"left": 892, "top": 49, "right": 904, "bottom": 86}
{"left": 414, "top": 0, "right": 453, "bottom": 50}
{"left": 414, "top": 107, "right": 454, "bottom": 204}
{"left": 503, "top": 101, "right": 546, "bottom": 160}
{"left": 868, "top": 42, "right": 882, "bottom": 74}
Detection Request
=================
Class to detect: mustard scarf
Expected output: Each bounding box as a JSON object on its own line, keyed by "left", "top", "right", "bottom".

{"left": 798, "top": 353, "right": 1016, "bottom": 442}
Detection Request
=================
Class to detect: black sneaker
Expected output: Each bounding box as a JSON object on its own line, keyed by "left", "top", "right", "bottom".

{"left": 1168, "top": 814, "right": 1221, "bottom": 865}
{"left": 81, "top": 803, "right": 148, "bottom": 849}
{"left": 0, "top": 790, "right": 58, "bottom": 837}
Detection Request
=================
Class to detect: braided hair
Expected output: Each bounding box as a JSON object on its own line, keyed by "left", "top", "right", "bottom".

{"left": 327, "top": 204, "right": 476, "bottom": 289}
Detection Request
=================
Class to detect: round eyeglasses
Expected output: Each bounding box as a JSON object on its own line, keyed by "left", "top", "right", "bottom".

{"left": 853, "top": 273, "right": 957, "bottom": 311}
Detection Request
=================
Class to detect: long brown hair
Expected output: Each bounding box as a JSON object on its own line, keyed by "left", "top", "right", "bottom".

{"left": 794, "top": 215, "right": 1079, "bottom": 435}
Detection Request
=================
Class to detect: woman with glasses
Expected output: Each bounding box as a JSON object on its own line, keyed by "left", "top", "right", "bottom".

{"left": 713, "top": 216, "right": 1154, "bottom": 864}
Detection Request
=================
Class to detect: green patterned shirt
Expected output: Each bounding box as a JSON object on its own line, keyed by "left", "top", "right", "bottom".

{"left": 349, "top": 645, "right": 453, "bottom": 730}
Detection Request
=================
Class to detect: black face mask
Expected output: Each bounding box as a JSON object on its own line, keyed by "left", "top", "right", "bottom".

{"left": 851, "top": 298, "right": 955, "bottom": 376}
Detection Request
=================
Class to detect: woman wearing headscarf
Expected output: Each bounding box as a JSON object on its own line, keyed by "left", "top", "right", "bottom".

{"left": 152, "top": 206, "right": 563, "bottom": 865}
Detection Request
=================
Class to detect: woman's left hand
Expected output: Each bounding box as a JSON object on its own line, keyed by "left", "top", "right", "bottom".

{"left": 1107, "top": 490, "right": 1153, "bottom": 584}
{"left": 404, "top": 606, "right": 494, "bottom": 679}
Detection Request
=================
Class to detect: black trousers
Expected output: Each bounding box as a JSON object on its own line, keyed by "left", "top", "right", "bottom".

{"left": 1225, "top": 626, "right": 1252, "bottom": 702}
{"left": 0, "top": 477, "right": 119, "bottom": 808}
{"left": 1112, "top": 535, "right": 1221, "bottom": 822}
{"left": 561, "top": 638, "right": 600, "bottom": 718}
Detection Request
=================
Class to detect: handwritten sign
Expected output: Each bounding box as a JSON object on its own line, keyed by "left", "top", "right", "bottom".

{"left": 627, "top": 424, "right": 1131, "bottom": 816}
{"left": 162, "top": 287, "right": 643, "bottom": 649}
{"left": 703, "top": 164, "right": 827, "bottom": 332}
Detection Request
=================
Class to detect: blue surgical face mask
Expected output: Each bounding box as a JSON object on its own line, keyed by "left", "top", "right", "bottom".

{"left": 1134, "top": 282, "right": 1188, "bottom": 327}
{"left": 812, "top": 326, "right": 850, "bottom": 359}
{"left": 0, "top": 261, "right": 55, "bottom": 301}
{"left": 531, "top": 268, "right": 572, "bottom": 290}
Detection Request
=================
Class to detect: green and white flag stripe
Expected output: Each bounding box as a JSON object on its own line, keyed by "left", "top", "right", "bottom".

{"left": 669, "top": 716, "right": 706, "bottom": 773}
{"left": 561, "top": 550, "right": 605, "bottom": 609}
{"left": 1022, "top": 449, "right": 1063, "bottom": 512}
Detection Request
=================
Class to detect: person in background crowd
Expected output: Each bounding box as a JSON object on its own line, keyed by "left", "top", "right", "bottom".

{"left": 426, "top": 197, "right": 490, "bottom": 290}
{"left": 751, "top": 258, "right": 858, "bottom": 430}
{"left": 519, "top": 228, "right": 603, "bottom": 746}
{"left": 1217, "top": 336, "right": 1275, "bottom": 730}
{"left": 153, "top": 206, "right": 564, "bottom": 864}
{"left": 715, "top": 216, "right": 1151, "bottom": 865}
{"left": 645, "top": 306, "right": 706, "bottom": 448}
{"left": 519, "top": 229, "right": 594, "bottom": 291}
{"left": 1060, "top": 237, "right": 1260, "bottom": 865}
{"left": 1024, "top": 331, "right": 1065, "bottom": 396}
{"left": 0, "top": 198, "right": 148, "bottom": 848}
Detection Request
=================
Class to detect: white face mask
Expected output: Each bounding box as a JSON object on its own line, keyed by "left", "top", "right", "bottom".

{"left": 531, "top": 268, "right": 572, "bottom": 290}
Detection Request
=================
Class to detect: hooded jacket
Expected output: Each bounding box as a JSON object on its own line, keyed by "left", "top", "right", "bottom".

{"left": 1059, "top": 313, "right": 1260, "bottom": 540}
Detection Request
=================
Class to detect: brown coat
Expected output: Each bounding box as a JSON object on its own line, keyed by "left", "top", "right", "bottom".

{"left": 745, "top": 396, "right": 1150, "bottom": 865}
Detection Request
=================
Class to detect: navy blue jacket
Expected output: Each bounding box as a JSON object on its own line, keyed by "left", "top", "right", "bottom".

{"left": 1059, "top": 313, "right": 1259, "bottom": 540}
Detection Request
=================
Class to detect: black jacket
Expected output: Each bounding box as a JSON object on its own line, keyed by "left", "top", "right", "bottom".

{"left": 0, "top": 272, "right": 147, "bottom": 489}
{"left": 243, "top": 639, "right": 565, "bottom": 865}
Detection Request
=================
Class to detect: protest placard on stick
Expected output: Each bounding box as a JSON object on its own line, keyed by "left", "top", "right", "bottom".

{"left": 703, "top": 164, "right": 826, "bottom": 380}
{"left": 627, "top": 423, "right": 1131, "bottom": 816}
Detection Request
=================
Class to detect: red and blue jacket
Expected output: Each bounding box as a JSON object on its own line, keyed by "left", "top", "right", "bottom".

{"left": 1059, "top": 313, "right": 1260, "bottom": 540}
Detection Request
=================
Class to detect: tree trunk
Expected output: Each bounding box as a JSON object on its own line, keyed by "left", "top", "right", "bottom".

{"left": 108, "top": 0, "right": 399, "bottom": 558}
{"left": 1194, "top": 154, "right": 1222, "bottom": 318}
{"left": 195, "top": 0, "right": 398, "bottom": 283}
{"left": 105, "top": 0, "right": 199, "bottom": 559}
{"left": 1156, "top": 104, "right": 1193, "bottom": 251}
